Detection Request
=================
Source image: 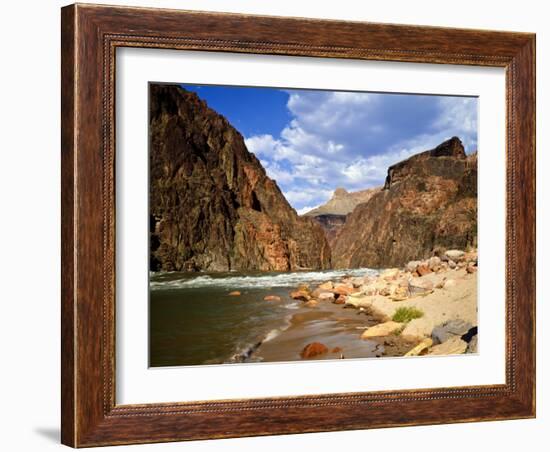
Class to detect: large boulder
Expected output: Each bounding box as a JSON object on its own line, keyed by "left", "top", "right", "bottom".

{"left": 429, "top": 336, "right": 468, "bottom": 355}
{"left": 432, "top": 319, "right": 473, "bottom": 344}
{"left": 361, "top": 321, "right": 403, "bottom": 339}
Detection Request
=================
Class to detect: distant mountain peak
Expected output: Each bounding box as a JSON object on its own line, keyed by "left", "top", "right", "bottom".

{"left": 303, "top": 187, "right": 381, "bottom": 217}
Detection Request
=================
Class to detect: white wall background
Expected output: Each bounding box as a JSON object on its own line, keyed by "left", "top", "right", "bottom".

{"left": 0, "top": 1, "right": 545, "bottom": 451}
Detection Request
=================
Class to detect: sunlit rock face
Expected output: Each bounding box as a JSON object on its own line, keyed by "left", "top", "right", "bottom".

{"left": 332, "top": 137, "right": 477, "bottom": 269}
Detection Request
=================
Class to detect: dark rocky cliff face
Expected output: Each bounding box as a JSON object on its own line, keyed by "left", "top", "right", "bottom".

{"left": 310, "top": 214, "right": 347, "bottom": 247}
{"left": 332, "top": 137, "right": 477, "bottom": 268}
{"left": 149, "top": 84, "right": 331, "bottom": 272}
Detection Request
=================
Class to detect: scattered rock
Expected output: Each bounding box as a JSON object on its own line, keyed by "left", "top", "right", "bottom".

{"left": 406, "top": 260, "right": 421, "bottom": 273}
{"left": 300, "top": 342, "right": 329, "bottom": 359}
{"left": 408, "top": 278, "right": 434, "bottom": 296}
{"left": 381, "top": 268, "right": 400, "bottom": 281}
{"left": 350, "top": 277, "right": 366, "bottom": 288}
{"left": 331, "top": 347, "right": 343, "bottom": 353}
{"left": 445, "top": 249, "right": 465, "bottom": 261}
{"left": 428, "top": 256, "right": 441, "bottom": 271}
{"left": 464, "top": 251, "right": 478, "bottom": 264}
{"left": 304, "top": 299, "right": 319, "bottom": 308}
{"left": 429, "top": 336, "right": 468, "bottom": 355}
{"left": 310, "top": 288, "right": 323, "bottom": 298}
{"left": 361, "top": 321, "right": 403, "bottom": 339}
{"left": 432, "top": 319, "right": 472, "bottom": 344}
{"left": 448, "top": 260, "right": 457, "bottom": 269}
{"left": 318, "top": 292, "right": 336, "bottom": 302}
{"left": 466, "top": 264, "right": 477, "bottom": 274}
{"left": 416, "top": 263, "right": 432, "bottom": 276}
{"left": 404, "top": 338, "right": 433, "bottom": 356}
{"left": 390, "top": 286, "right": 409, "bottom": 301}
{"left": 264, "top": 295, "right": 281, "bottom": 302}
{"left": 333, "top": 284, "right": 357, "bottom": 296}
{"left": 290, "top": 290, "right": 311, "bottom": 301}
{"left": 435, "top": 278, "right": 447, "bottom": 289}
{"left": 333, "top": 296, "right": 347, "bottom": 305}
{"left": 228, "top": 291, "right": 241, "bottom": 296}
{"left": 379, "top": 286, "right": 392, "bottom": 297}
{"left": 318, "top": 281, "right": 333, "bottom": 291}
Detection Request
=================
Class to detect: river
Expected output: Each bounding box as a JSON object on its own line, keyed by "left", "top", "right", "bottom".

{"left": 149, "top": 268, "right": 379, "bottom": 367}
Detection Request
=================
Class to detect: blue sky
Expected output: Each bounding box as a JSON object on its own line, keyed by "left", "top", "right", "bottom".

{"left": 182, "top": 84, "right": 478, "bottom": 214}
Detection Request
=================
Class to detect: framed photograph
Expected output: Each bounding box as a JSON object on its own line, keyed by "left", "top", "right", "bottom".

{"left": 61, "top": 3, "right": 536, "bottom": 447}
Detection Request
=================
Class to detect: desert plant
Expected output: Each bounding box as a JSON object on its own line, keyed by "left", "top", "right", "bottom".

{"left": 392, "top": 306, "right": 424, "bottom": 323}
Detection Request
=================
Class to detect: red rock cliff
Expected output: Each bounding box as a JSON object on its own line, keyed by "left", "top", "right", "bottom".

{"left": 332, "top": 137, "right": 477, "bottom": 268}
{"left": 149, "top": 84, "right": 331, "bottom": 272}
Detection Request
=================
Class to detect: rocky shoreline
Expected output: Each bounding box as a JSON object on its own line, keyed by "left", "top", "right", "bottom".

{"left": 252, "top": 248, "right": 478, "bottom": 361}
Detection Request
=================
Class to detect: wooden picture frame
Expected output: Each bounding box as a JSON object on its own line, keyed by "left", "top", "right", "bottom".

{"left": 61, "top": 3, "right": 536, "bottom": 447}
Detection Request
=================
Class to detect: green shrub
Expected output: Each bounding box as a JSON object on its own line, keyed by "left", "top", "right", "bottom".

{"left": 392, "top": 306, "right": 424, "bottom": 323}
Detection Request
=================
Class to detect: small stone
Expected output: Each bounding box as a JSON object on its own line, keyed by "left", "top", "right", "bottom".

{"left": 428, "top": 256, "right": 441, "bottom": 271}
{"left": 318, "top": 292, "right": 336, "bottom": 302}
{"left": 416, "top": 263, "right": 432, "bottom": 276}
{"left": 311, "top": 288, "right": 323, "bottom": 298}
{"left": 390, "top": 286, "right": 409, "bottom": 301}
{"left": 300, "top": 342, "right": 329, "bottom": 359}
{"left": 404, "top": 338, "right": 433, "bottom": 356}
{"left": 318, "top": 281, "right": 333, "bottom": 291}
{"left": 297, "top": 284, "right": 311, "bottom": 292}
{"left": 406, "top": 260, "right": 421, "bottom": 273}
{"left": 228, "top": 291, "right": 241, "bottom": 296}
{"left": 350, "top": 277, "right": 365, "bottom": 288}
{"left": 466, "top": 264, "right": 477, "bottom": 274}
{"left": 290, "top": 290, "right": 310, "bottom": 301}
{"left": 333, "top": 284, "right": 357, "bottom": 296}
{"left": 361, "top": 321, "right": 403, "bottom": 339}
{"left": 304, "top": 299, "right": 319, "bottom": 308}
{"left": 429, "top": 336, "right": 468, "bottom": 355}
{"left": 331, "top": 347, "right": 343, "bottom": 353}
{"left": 264, "top": 295, "right": 281, "bottom": 302}
{"left": 465, "top": 251, "right": 478, "bottom": 264}
{"left": 445, "top": 249, "right": 465, "bottom": 261}
{"left": 379, "top": 286, "right": 392, "bottom": 297}
{"left": 381, "top": 268, "right": 400, "bottom": 281}
{"left": 448, "top": 260, "right": 457, "bottom": 269}
{"left": 333, "top": 295, "right": 347, "bottom": 304}
{"left": 408, "top": 278, "right": 434, "bottom": 296}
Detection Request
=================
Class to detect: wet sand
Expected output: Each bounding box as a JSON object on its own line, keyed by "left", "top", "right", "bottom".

{"left": 254, "top": 302, "right": 418, "bottom": 362}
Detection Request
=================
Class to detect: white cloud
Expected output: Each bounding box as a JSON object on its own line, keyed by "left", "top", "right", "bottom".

{"left": 245, "top": 90, "right": 477, "bottom": 210}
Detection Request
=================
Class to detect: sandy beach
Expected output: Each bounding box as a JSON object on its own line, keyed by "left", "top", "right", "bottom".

{"left": 253, "top": 249, "right": 478, "bottom": 362}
